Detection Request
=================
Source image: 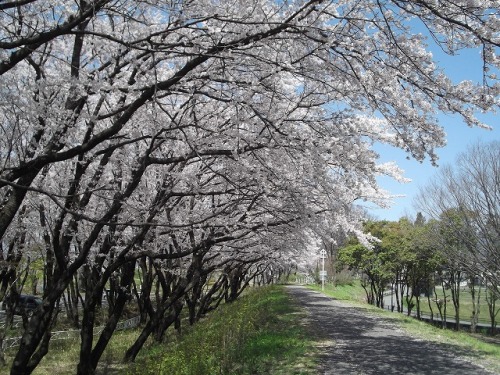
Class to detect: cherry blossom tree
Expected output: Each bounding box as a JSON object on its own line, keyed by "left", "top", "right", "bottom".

{"left": 1, "top": 1, "right": 499, "bottom": 374}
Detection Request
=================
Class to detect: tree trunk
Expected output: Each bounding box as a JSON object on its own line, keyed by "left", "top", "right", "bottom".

{"left": 450, "top": 272, "right": 460, "bottom": 331}
{"left": 10, "top": 298, "right": 59, "bottom": 375}
{"left": 469, "top": 278, "right": 481, "bottom": 333}
{"left": 427, "top": 293, "right": 434, "bottom": 322}
{"left": 0, "top": 173, "right": 39, "bottom": 240}
{"left": 77, "top": 260, "right": 136, "bottom": 375}
{"left": 486, "top": 287, "right": 498, "bottom": 336}
{"left": 124, "top": 278, "right": 188, "bottom": 363}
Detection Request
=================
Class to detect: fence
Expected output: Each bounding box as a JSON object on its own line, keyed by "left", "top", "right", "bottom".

{"left": 2, "top": 315, "right": 141, "bottom": 350}
{"left": 384, "top": 305, "right": 499, "bottom": 335}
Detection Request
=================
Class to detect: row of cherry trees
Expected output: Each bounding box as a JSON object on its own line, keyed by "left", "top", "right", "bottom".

{"left": 1, "top": 1, "right": 499, "bottom": 374}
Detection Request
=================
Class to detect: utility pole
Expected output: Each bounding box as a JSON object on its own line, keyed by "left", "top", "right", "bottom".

{"left": 320, "top": 249, "right": 327, "bottom": 291}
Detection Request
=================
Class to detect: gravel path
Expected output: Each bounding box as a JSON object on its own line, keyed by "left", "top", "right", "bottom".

{"left": 286, "top": 285, "right": 497, "bottom": 375}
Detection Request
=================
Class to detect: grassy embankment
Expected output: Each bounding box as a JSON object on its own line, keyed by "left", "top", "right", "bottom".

{"left": 3, "top": 285, "right": 316, "bottom": 375}
{"left": 309, "top": 281, "right": 500, "bottom": 374}
{"left": 131, "top": 285, "right": 317, "bottom": 375}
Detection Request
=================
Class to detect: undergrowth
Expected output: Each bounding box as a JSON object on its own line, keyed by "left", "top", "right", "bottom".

{"left": 131, "top": 285, "right": 316, "bottom": 375}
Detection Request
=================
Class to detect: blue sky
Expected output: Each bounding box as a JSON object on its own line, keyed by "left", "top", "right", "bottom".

{"left": 368, "top": 119, "right": 499, "bottom": 221}
{"left": 365, "top": 45, "right": 500, "bottom": 222}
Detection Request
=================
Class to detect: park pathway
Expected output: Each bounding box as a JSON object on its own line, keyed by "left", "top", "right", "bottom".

{"left": 286, "top": 285, "right": 497, "bottom": 375}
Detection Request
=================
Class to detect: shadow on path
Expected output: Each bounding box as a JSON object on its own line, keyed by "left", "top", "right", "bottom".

{"left": 286, "top": 285, "right": 496, "bottom": 375}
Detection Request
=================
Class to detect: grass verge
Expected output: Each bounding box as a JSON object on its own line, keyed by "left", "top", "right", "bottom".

{"left": 130, "top": 285, "right": 317, "bottom": 375}
{"left": 307, "top": 282, "right": 366, "bottom": 303}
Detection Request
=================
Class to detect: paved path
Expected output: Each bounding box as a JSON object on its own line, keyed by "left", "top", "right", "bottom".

{"left": 286, "top": 285, "right": 497, "bottom": 375}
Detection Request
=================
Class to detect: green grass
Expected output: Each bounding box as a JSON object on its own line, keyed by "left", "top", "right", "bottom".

{"left": 130, "top": 285, "right": 317, "bottom": 375}
{"left": 0, "top": 329, "right": 140, "bottom": 375}
{"left": 308, "top": 281, "right": 366, "bottom": 303}
{"left": 415, "top": 287, "right": 499, "bottom": 326}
